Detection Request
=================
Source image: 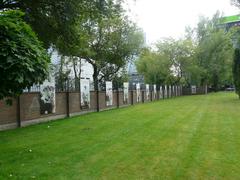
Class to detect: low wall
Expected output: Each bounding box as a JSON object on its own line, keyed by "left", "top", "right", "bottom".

{"left": 0, "top": 86, "right": 205, "bottom": 131}
{"left": 182, "top": 87, "right": 206, "bottom": 95}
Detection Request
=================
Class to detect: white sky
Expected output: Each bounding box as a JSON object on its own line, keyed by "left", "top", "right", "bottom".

{"left": 126, "top": 0, "right": 240, "bottom": 45}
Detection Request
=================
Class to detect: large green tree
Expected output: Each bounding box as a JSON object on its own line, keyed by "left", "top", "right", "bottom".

{"left": 136, "top": 13, "right": 234, "bottom": 90}
{"left": 156, "top": 38, "right": 199, "bottom": 86}
{"left": 195, "top": 14, "right": 234, "bottom": 91}
{"left": 0, "top": 0, "right": 92, "bottom": 49}
{"left": 61, "top": 0, "right": 144, "bottom": 90}
{"left": 233, "top": 48, "right": 240, "bottom": 98}
{"left": 136, "top": 37, "right": 199, "bottom": 86}
{"left": 136, "top": 48, "right": 172, "bottom": 85}
{"left": 0, "top": 10, "right": 50, "bottom": 99}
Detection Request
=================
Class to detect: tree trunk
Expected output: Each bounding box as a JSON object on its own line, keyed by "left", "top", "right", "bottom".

{"left": 93, "top": 64, "right": 100, "bottom": 112}
{"left": 78, "top": 59, "right": 82, "bottom": 93}
{"left": 93, "top": 65, "right": 99, "bottom": 91}
{"left": 72, "top": 57, "right": 78, "bottom": 91}
{"left": 59, "top": 56, "right": 65, "bottom": 91}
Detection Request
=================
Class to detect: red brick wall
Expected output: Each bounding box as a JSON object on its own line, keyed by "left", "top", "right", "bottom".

{"left": 56, "top": 93, "right": 67, "bottom": 115}
{"left": 0, "top": 98, "right": 17, "bottom": 125}
{"left": 90, "top": 91, "right": 97, "bottom": 110}
{"left": 0, "top": 90, "right": 156, "bottom": 127}
{"left": 69, "top": 92, "right": 80, "bottom": 113}
{"left": 20, "top": 93, "right": 41, "bottom": 121}
{"left": 129, "top": 91, "right": 133, "bottom": 105}
{"left": 119, "top": 91, "right": 124, "bottom": 106}
{"left": 99, "top": 91, "right": 106, "bottom": 109}
{"left": 113, "top": 92, "right": 117, "bottom": 107}
{"left": 132, "top": 91, "right": 137, "bottom": 104}
{"left": 0, "top": 88, "right": 188, "bottom": 130}
{"left": 20, "top": 92, "right": 67, "bottom": 122}
{"left": 143, "top": 91, "right": 148, "bottom": 102}
{"left": 98, "top": 91, "right": 117, "bottom": 109}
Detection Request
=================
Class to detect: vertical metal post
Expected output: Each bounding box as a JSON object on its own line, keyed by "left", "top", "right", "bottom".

{"left": 163, "top": 87, "right": 164, "bottom": 99}
{"left": 131, "top": 89, "right": 134, "bottom": 105}
{"left": 117, "top": 84, "right": 120, "bottom": 108}
{"left": 66, "top": 80, "right": 70, "bottom": 117}
{"left": 96, "top": 82, "right": 100, "bottom": 112}
{"left": 150, "top": 85, "right": 153, "bottom": 101}
{"left": 142, "top": 91, "right": 144, "bottom": 103}
{"left": 66, "top": 91, "right": 70, "bottom": 117}
{"left": 17, "top": 96, "right": 21, "bottom": 127}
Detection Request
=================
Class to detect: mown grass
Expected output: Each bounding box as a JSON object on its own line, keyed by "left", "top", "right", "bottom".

{"left": 1, "top": 92, "right": 240, "bottom": 179}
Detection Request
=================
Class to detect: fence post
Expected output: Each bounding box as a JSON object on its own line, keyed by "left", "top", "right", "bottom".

{"left": 173, "top": 86, "right": 175, "bottom": 97}
{"left": 158, "top": 87, "right": 160, "bottom": 100}
{"left": 150, "top": 86, "right": 153, "bottom": 101}
{"left": 96, "top": 89, "right": 100, "bottom": 112}
{"left": 117, "top": 86, "right": 120, "bottom": 108}
{"left": 66, "top": 91, "right": 70, "bottom": 117}
{"left": 131, "top": 90, "right": 134, "bottom": 105}
{"left": 163, "top": 86, "right": 165, "bottom": 99}
{"left": 17, "top": 96, "right": 21, "bottom": 127}
{"left": 175, "top": 86, "right": 177, "bottom": 96}
{"left": 176, "top": 85, "right": 179, "bottom": 96}
{"left": 66, "top": 80, "right": 70, "bottom": 117}
{"left": 142, "top": 91, "right": 144, "bottom": 103}
{"left": 164, "top": 85, "right": 167, "bottom": 99}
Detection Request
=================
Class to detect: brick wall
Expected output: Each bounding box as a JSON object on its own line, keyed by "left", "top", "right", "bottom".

{"left": 182, "top": 87, "right": 206, "bottom": 95}
{"left": 0, "top": 98, "right": 17, "bottom": 125}
{"left": 0, "top": 86, "right": 189, "bottom": 131}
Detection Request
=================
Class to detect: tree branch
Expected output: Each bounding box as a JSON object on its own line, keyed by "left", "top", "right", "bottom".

{"left": 0, "top": 1, "right": 20, "bottom": 10}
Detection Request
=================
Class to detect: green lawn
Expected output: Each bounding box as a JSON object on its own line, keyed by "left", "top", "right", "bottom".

{"left": 1, "top": 92, "right": 240, "bottom": 179}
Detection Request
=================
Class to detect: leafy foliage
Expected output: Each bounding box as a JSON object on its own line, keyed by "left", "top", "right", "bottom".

{"left": 233, "top": 48, "right": 240, "bottom": 98}
{"left": 136, "top": 12, "right": 234, "bottom": 90}
{"left": 136, "top": 48, "right": 172, "bottom": 85}
{"left": 0, "top": 10, "right": 50, "bottom": 99}
{"left": 156, "top": 38, "right": 199, "bottom": 85}
{"left": 0, "top": 0, "right": 92, "bottom": 49}
{"left": 62, "top": 0, "right": 145, "bottom": 90}
{"left": 195, "top": 13, "right": 234, "bottom": 90}
{"left": 1, "top": 0, "right": 144, "bottom": 92}
{"left": 136, "top": 38, "right": 199, "bottom": 86}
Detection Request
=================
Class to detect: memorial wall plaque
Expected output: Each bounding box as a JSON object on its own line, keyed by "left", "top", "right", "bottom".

{"left": 136, "top": 83, "right": 141, "bottom": 102}
{"left": 40, "top": 78, "right": 56, "bottom": 114}
{"left": 123, "top": 82, "right": 129, "bottom": 104}
{"left": 81, "top": 79, "right": 90, "bottom": 109}
{"left": 106, "top": 81, "right": 113, "bottom": 106}
{"left": 146, "top": 84, "right": 150, "bottom": 100}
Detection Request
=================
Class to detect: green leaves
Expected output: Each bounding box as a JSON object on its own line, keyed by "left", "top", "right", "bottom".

{"left": 0, "top": 10, "right": 50, "bottom": 99}
{"left": 57, "top": 1, "right": 145, "bottom": 89}
{"left": 195, "top": 13, "right": 234, "bottom": 90}
{"left": 233, "top": 48, "right": 240, "bottom": 98}
{"left": 136, "top": 47, "right": 173, "bottom": 85}
{"left": 136, "top": 37, "right": 198, "bottom": 86}
{"left": 136, "top": 12, "right": 235, "bottom": 89}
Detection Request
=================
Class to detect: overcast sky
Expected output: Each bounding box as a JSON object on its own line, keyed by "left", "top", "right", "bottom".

{"left": 126, "top": 0, "right": 240, "bottom": 45}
